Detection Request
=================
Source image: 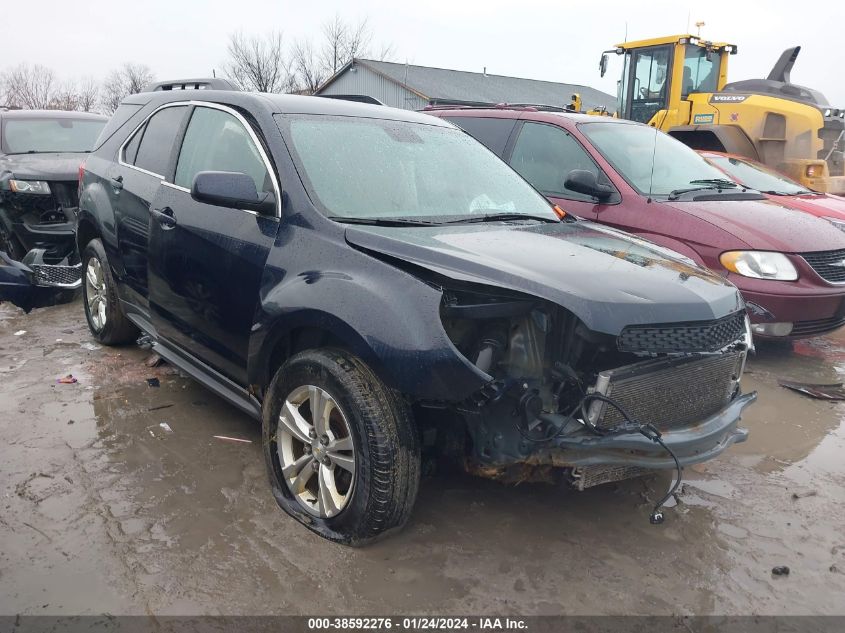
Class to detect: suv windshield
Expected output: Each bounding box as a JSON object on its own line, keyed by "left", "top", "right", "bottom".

{"left": 280, "top": 115, "right": 558, "bottom": 222}
{"left": 579, "top": 122, "right": 735, "bottom": 196}
{"left": 2, "top": 117, "right": 105, "bottom": 154}
{"left": 704, "top": 154, "right": 810, "bottom": 195}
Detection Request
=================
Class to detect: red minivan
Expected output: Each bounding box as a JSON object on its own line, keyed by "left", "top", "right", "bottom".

{"left": 427, "top": 107, "right": 845, "bottom": 339}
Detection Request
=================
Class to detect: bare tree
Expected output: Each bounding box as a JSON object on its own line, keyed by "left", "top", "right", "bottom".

{"left": 76, "top": 77, "right": 100, "bottom": 112}
{"left": 50, "top": 81, "right": 81, "bottom": 111}
{"left": 225, "top": 31, "right": 295, "bottom": 93}
{"left": 0, "top": 63, "right": 57, "bottom": 109}
{"left": 319, "top": 16, "right": 373, "bottom": 76}
{"left": 291, "top": 39, "right": 326, "bottom": 94}
{"left": 101, "top": 63, "right": 154, "bottom": 114}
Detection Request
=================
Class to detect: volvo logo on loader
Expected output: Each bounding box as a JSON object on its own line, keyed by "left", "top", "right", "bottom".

{"left": 710, "top": 94, "right": 749, "bottom": 104}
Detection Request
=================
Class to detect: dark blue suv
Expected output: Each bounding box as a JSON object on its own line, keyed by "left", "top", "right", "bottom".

{"left": 78, "top": 82, "right": 754, "bottom": 544}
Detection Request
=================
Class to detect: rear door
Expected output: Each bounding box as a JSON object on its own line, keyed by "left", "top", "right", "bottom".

{"left": 147, "top": 103, "right": 280, "bottom": 384}
{"left": 113, "top": 105, "right": 188, "bottom": 308}
{"left": 506, "top": 120, "right": 619, "bottom": 218}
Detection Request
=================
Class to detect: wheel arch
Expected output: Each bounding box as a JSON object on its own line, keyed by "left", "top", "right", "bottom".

{"left": 668, "top": 124, "right": 760, "bottom": 161}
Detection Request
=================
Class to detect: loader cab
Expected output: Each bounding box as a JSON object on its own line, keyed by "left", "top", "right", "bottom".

{"left": 602, "top": 35, "right": 734, "bottom": 126}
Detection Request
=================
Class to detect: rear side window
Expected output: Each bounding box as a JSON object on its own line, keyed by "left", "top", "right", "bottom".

{"left": 174, "top": 107, "right": 271, "bottom": 193}
{"left": 122, "top": 128, "right": 142, "bottom": 164}
{"left": 94, "top": 103, "right": 142, "bottom": 150}
{"left": 442, "top": 116, "right": 516, "bottom": 156}
{"left": 133, "top": 106, "right": 186, "bottom": 177}
{"left": 509, "top": 121, "right": 602, "bottom": 201}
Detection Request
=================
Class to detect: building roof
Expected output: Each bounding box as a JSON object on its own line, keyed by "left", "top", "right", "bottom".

{"left": 319, "top": 59, "right": 616, "bottom": 111}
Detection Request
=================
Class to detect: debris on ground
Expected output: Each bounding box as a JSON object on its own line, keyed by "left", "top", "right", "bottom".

{"left": 772, "top": 565, "right": 791, "bottom": 576}
{"left": 136, "top": 334, "right": 153, "bottom": 350}
{"left": 778, "top": 379, "right": 845, "bottom": 400}
{"left": 146, "top": 377, "right": 160, "bottom": 388}
{"left": 80, "top": 342, "right": 101, "bottom": 351}
{"left": 213, "top": 435, "right": 252, "bottom": 444}
{"left": 67, "top": 419, "right": 75, "bottom": 425}
{"left": 144, "top": 353, "right": 165, "bottom": 368}
{"left": 159, "top": 422, "right": 173, "bottom": 433}
{"left": 792, "top": 489, "right": 818, "bottom": 500}
{"left": 147, "top": 403, "right": 174, "bottom": 412}
{"left": 14, "top": 330, "right": 26, "bottom": 336}
{"left": 57, "top": 374, "right": 77, "bottom": 384}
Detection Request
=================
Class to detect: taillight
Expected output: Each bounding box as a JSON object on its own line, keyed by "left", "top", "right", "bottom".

{"left": 78, "top": 161, "right": 85, "bottom": 197}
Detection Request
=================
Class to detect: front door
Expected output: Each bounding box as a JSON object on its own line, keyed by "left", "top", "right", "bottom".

{"left": 147, "top": 104, "right": 280, "bottom": 384}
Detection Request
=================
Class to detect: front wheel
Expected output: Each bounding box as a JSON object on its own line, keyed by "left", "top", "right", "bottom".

{"left": 263, "top": 348, "right": 420, "bottom": 545}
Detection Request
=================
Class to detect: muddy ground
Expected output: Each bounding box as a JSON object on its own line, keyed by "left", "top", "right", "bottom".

{"left": 1, "top": 299, "right": 844, "bottom": 616}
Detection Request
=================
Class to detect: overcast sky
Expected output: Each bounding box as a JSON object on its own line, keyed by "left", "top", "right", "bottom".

{"left": 7, "top": 0, "right": 845, "bottom": 106}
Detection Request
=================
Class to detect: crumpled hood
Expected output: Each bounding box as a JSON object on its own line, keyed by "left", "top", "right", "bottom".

{"left": 0, "top": 153, "right": 86, "bottom": 181}
{"left": 662, "top": 197, "right": 845, "bottom": 252}
{"left": 345, "top": 220, "right": 745, "bottom": 336}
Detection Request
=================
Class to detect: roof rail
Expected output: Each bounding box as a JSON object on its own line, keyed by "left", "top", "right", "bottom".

{"left": 318, "top": 94, "right": 384, "bottom": 105}
{"left": 143, "top": 78, "right": 240, "bottom": 92}
{"left": 422, "top": 102, "right": 575, "bottom": 113}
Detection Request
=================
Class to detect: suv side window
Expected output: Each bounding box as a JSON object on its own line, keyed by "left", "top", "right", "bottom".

{"left": 175, "top": 107, "right": 271, "bottom": 193}
{"left": 442, "top": 117, "right": 517, "bottom": 156}
{"left": 133, "top": 106, "right": 186, "bottom": 176}
{"left": 510, "top": 122, "right": 603, "bottom": 201}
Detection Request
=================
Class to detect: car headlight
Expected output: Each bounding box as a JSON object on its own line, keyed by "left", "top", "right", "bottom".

{"left": 9, "top": 179, "right": 51, "bottom": 194}
{"left": 719, "top": 251, "right": 798, "bottom": 281}
{"left": 824, "top": 217, "right": 845, "bottom": 233}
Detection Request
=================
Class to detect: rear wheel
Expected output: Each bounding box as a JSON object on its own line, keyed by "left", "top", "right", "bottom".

{"left": 81, "top": 239, "right": 139, "bottom": 345}
{"left": 263, "top": 348, "right": 420, "bottom": 545}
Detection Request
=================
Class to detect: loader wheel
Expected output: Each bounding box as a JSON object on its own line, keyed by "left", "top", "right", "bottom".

{"left": 263, "top": 348, "right": 420, "bottom": 545}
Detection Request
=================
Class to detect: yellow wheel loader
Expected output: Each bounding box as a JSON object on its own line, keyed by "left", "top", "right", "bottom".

{"left": 598, "top": 34, "right": 845, "bottom": 194}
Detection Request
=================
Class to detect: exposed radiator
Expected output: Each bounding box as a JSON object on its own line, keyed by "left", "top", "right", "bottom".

{"left": 588, "top": 352, "right": 743, "bottom": 432}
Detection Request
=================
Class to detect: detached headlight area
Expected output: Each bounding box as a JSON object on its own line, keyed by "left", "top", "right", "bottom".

{"left": 8, "top": 179, "right": 52, "bottom": 195}
{"left": 719, "top": 251, "right": 798, "bottom": 281}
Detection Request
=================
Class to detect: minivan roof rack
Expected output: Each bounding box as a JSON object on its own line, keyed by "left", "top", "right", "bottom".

{"left": 422, "top": 102, "right": 574, "bottom": 113}
{"left": 144, "top": 78, "right": 240, "bottom": 92}
{"left": 317, "top": 94, "right": 385, "bottom": 105}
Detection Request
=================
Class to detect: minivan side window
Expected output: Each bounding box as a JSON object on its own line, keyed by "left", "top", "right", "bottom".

{"left": 133, "top": 106, "right": 186, "bottom": 176}
{"left": 174, "top": 107, "right": 270, "bottom": 194}
{"left": 442, "top": 117, "right": 517, "bottom": 156}
{"left": 509, "top": 122, "right": 602, "bottom": 202}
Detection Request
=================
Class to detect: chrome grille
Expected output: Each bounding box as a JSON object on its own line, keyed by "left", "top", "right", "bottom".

{"left": 618, "top": 311, "right": 746, "bottom": 354}
{"left": 590, "top": 353, "right": 742, "bottom": 432}
{"left": 31, "top": 263, "right": 82, "bottom": 288}
{"left": 802, "top": 249, "right": 845, "bottom": 283}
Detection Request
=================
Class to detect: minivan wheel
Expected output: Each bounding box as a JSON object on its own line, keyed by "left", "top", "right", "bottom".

{"left": 81, "top": 239, "right": 139, "bottom": 345}
{"left": 263, "top": 348, "right": 420, "bottom": 545}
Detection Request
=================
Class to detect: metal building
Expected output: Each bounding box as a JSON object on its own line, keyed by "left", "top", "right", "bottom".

{"left": 316, "top": 58, "right": 616, "bottom": 111}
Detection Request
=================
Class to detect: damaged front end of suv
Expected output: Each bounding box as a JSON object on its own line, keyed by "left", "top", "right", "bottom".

{"left": 0, "top": 110, "right": 107, "bottom": 304}
{"left": 345, "top": 220, "right": 755, "bottom": 521}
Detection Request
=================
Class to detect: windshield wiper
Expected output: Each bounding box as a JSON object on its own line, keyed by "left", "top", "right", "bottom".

{"left": 668, "top": 179, "right": 740, "bottom": 200}
{"left": 443, "top": 212, "right": 559, "bottom": 225}
{"left": 329, "top": 216, "right": 439, "bottom": 226}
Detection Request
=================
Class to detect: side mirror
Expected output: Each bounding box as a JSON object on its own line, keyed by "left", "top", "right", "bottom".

{"left": 599, "top": 53, "right": 609, "bottom": 77}
{"left": 564, "top": 169, "right": 615, "bottom": 201}
{"left": 191, "top": 171, "right": 276, "bottom": 215}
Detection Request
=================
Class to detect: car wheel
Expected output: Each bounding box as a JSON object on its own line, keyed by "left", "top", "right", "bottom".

{"left": 81, "top": 239, "right": 139, "bottom": 345}
{"left": 263, "top": 348, "right": 420, "bottom": 545}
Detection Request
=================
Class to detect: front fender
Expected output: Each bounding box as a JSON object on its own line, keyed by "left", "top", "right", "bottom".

{"left": 248, "top": 266, "right": 490, "bottom": 401}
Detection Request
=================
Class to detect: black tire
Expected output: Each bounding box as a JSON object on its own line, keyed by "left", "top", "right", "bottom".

{"left": 81, "top": 238, "right": 139, "bottom": 345}
{"left": 263, "top": 348, "right": 420, "bottom": 545}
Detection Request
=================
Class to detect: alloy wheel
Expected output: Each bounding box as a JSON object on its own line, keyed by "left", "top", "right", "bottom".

{"left": 85, "top": 258, "right": 107, "bottom": 331}
{"left": 277, "top": 385, "right": 355, "bottom": 518}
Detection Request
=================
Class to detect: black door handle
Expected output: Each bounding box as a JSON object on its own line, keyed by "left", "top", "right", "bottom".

{"left": 151, "top": 207, "right": 177, "bottom": 229}
{"left": 111, "top": 175, "right": 123, "bottom": 191}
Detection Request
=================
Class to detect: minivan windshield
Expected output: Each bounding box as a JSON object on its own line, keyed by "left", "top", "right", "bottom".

{"left": 579, "top": 122, "right": 736, "bottom": 196}
{"left": 703, "top": 154, "right": 811, "bottom": 195}
{"left": 281, "top": 115, "right": 558, "bottom": 223}
{"left": 2, "top": 117, "right": 106, "bottom": 154}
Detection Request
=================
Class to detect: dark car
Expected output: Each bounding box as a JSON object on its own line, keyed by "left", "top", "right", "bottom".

{"left": 78, "top": 85, "right": 753, "bottom": 544}
{"left": 0, "top": 109, "right": 107, "bottom": 300}
{"left": 428, "top": 107, "right": 845, "bottom": 340}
